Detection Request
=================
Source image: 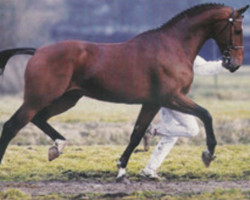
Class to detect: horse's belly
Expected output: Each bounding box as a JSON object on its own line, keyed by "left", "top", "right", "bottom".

{"left": 79, "top": 79, "right": 150, "bottom": 104}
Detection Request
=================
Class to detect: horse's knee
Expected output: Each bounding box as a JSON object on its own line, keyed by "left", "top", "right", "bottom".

{"left": 207, "top": 138, "right": 217, "bottom": 148}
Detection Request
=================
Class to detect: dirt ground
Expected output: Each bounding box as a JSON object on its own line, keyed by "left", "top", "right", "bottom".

{"left": 0, "top": 180, "right": 249, "bottom": 196}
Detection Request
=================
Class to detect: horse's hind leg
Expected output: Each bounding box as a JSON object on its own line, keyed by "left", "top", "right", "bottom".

{"left": 0, "top": 104, "right": 38, "bottom": 164}
{"left": 31, "top": 91, "right": 82, "bottom": 161}
{"left": 116, "top": 103, "right": 160, "bottom": 181}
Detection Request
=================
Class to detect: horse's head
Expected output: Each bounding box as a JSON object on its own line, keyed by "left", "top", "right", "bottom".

{"left": 213, "top": 5, "right": 249, "bottom": 72}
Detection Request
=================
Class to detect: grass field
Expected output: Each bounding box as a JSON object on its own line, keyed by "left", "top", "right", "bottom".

{"left": 0, "top": 145, "right": 249, "bottom": 199}
{"left": 0, "top": 145, "right": 249, "bottom": 182}
{"left": 0, "top": 67, "right": 250, "bottom": 199}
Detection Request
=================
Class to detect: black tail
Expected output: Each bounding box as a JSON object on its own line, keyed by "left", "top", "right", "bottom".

{"left": 0, "top": 48, "right": 36, "bottom": 75}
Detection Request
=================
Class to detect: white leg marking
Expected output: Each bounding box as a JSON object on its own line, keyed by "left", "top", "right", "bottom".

{"left": 116, "top": 168, "right": 126, "bottom": 179}
{"left": 55, "top": 139, "right": 66, "bottom": 154}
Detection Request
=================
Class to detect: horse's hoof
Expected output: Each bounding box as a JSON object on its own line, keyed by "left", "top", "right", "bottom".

{"left": 48, "top": 146, "right": 60, "bottom": 161}
{"left": 116, "top": 167, "right": 130, "bottom": 183}
{"left": 202, "top": 150, "right": 216, "bottom": 167}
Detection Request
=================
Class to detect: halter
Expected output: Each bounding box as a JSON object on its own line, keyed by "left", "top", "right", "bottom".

{"left": 216, "top": 9, "right": 244, "bottom": 68}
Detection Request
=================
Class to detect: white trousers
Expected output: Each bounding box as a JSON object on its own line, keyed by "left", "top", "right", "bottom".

{"left": 144, "top": 108, "right": 199, "bottom": 172}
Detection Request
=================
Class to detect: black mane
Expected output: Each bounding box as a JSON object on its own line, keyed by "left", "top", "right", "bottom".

{"left": 135, "top": 3, "right": 227, "bottom": 38}
{"left": 160, "top": 3, "right": 225, "bottom": 29}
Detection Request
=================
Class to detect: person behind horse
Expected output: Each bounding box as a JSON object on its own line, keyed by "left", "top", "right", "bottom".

{"left": 141, "top": 55, "right": 225, "bottom": 179}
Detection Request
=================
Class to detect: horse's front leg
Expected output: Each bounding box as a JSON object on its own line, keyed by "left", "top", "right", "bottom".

{"left": 116, "top": 103, "right": 160, "bottom": 181}
{"left": 164, "top": 94, "right": 216, "bottom": 167}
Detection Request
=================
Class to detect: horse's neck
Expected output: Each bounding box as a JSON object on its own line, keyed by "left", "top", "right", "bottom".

{"left": 161, "top": 10, "right": 219, "bottom": 61}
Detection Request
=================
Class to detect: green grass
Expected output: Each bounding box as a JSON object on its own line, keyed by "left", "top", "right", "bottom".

{"left": 0, "top": 145, "right": 249, "bottom": 182}
{"left": 0, "top": 189, "right": 31, "bottom": 200}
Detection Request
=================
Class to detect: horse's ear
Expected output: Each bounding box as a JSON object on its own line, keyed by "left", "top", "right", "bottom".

{"left": 236, "top": 5, "right": 249, "bottom": 16}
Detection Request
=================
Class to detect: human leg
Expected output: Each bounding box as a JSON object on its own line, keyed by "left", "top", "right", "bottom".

{"left": 141, "top": 136, "right": 178, "bottom": 179}
{"left": 151, "top": 108, "right": 199, "bottom": 138}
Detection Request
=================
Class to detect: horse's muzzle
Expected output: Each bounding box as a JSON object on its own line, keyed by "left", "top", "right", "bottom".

{"left": 229, "top": 65, "right": 240, "bottom": 72}
{"left": 222, "top": 61, "right": 240, "bottom": 73}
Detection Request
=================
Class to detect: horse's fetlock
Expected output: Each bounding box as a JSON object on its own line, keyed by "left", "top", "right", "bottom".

{"left": 207, "top": 139, "right": 217, "bottom": 147}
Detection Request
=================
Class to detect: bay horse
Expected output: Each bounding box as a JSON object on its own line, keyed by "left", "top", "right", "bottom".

{"left": 0, "top": 4, "right": 248, "bottom": 181}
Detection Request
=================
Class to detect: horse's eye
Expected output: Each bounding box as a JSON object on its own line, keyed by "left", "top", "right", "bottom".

{"left": 235, "top": 29, "right": 242, "bottom": 35}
